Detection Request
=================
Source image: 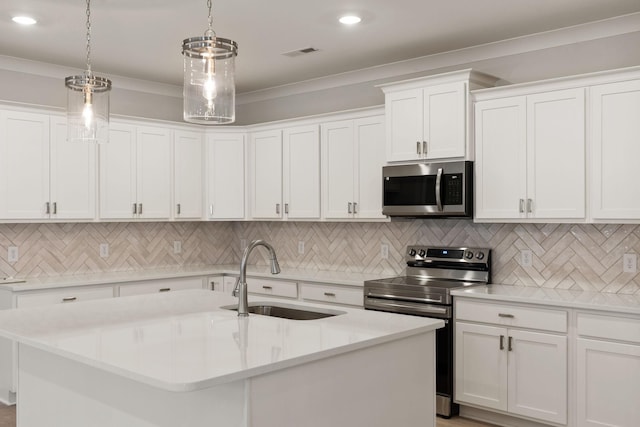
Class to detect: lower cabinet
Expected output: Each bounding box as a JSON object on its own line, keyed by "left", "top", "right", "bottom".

{"left": 576, "top": 312, "right": 640, "bottom": 427}
{"left": 247, "top": 278, "right": 298, "bottom": 299}
{"left": 118, "top": 277, "right": 205, "bottom": 297}
{"left": 454, "top": 299, "right": 568, "bottom": 425}
{"left": 299, "top": 282, "right": 363, "bottom": 307}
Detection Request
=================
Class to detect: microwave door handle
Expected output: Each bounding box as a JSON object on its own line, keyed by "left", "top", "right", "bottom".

{"left": 435, "top": 167, "right": 443, "bottom": 211}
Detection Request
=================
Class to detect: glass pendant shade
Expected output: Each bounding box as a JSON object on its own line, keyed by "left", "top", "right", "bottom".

{"left": 182, "top": 36, "right": 238, "bottom": 124}
{"left": 65, "top": 74, "right": 111, "bottom": 143}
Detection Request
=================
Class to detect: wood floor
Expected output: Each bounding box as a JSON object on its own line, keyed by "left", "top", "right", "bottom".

{"left": 0, "top": 402, "right": 496, "bottom": 427}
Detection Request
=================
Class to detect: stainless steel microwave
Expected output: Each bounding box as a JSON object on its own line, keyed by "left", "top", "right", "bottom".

{"left": 382, "top": 161, "right": 473, "bottom": 218}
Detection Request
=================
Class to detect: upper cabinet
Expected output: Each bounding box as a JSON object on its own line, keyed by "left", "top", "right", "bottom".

{"left": 0, "top": 111, "right": 96, "bottom": 220}
{"left": 380, "top": 69, "right": 499, "bottom": 163}
{"left": 173, "top": 130, "right": 203, "bottom": 220}
{"left": 474, "top": 88, "right": 585, "bottom": 221}
{"left": 206, "top": 132, "right": 246, "bottom": 220}
{"left": 590, "top": 79, "right": 640, "bottom": 221}
{"left": 249, "top": 125, "right": 320, "bottom": 220}
{"left": 100, "top": 123, "right": 172, "bottom": 220}
{"left": 322, "top": 115, "right": 386, "bottom": 220}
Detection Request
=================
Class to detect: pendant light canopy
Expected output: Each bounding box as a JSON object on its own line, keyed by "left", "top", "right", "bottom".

{"left": 182, "top": 0, "right": 238, "bottom": 124}
{"left": 65, "top": 0, "right": 112, "bottom": 143}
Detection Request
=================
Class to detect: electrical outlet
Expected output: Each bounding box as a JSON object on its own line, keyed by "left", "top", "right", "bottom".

{"left": 298, "top": 241, "right": 305, "bottom": 255}
{"left": 7, "top": 246, "right": 18, "bottom": 263}
{"left": 240, "top": 239, "right": 247, "bottom": 250}
{"left": 99, "top": 243, "right": 109, "bottom": 258}
{"left": 381, "top": 244, "right": 389, "bottom": 260}
{"left": 520, "top": 250, "right": 533, "bottom": 267}
{"left": 623, "top": 253, "right": 637, "bottom": 273}
{"left": 173, "top": 241, "right": 182, "bottom": 254}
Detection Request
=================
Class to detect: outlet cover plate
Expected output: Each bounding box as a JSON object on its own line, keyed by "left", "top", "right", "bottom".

{"left": 623, "top": 253, "right": 637, "bottom": 273}
{"left": 521, "top": 250, "right": 533, "bottom": 267}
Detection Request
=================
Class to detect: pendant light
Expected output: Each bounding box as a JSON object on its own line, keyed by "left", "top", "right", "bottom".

{"left": 182, "top": 0, "right": 238, "bottom": 124}
{"left": 65, "top": 0, "right": 112, "bottom": 143}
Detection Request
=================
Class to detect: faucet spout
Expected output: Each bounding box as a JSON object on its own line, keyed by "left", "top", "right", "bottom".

{"left": 236, "top": 240, "right": 281, "bottom": 316}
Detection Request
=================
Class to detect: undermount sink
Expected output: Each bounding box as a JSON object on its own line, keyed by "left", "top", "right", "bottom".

{"left": 223, "top": 302, "right": 345, "bottom": 320}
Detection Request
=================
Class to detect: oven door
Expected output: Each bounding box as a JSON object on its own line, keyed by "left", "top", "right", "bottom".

{"left": 382, "top": 161, "right": 472, "bottom": 217}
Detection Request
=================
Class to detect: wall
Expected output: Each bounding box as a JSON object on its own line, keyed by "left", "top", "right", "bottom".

{"left": 234, "top": 221, "right": 640, "bottom": 295}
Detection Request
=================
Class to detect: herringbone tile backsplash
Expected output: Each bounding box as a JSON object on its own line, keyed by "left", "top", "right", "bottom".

{"left": 1, "top": 221, "right": 638, "bottom": 295}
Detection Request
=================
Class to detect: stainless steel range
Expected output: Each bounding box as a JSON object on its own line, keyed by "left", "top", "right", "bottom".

{"left": 364, "top": 245, "right": 491, "bottom": 418}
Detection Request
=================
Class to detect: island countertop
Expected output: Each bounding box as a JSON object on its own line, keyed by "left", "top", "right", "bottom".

{"left": 0, "top": 289, "right": 443, "bottom": 392}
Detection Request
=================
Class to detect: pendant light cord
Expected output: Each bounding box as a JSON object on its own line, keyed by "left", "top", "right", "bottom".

{"left": 85, "top": 0, "right": 92, "bottom": 75}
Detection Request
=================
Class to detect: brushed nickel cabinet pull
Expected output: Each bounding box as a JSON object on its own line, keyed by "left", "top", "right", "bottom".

{"left": 62, "top": 297, "right": 77, "bottom": 302}
{"left": 262, "top": 285, "right": 273, "bottom": 290}
{"left": 348, "top": 202, "right": 353, "bottom": 214}
{"left": 499, "top": 334, "right": 505, "bottom": 350}
{"left": 353, "top": 202, "right": 358, "bottom": 214}
{"left": 416, "top": 141, "right": 421, "bottom": 155}
{"left": 133, "top": 203, "right": 137, "bottom": 214}
{"left": 423, "top": 141, "right": 427, "bottom": 157}
{"left": 519, "top": 199, "right": 524, "bottom": 213}
{"left": 508, "top": 336, "right": 513, "bottom": 351}
{"left": 177, "top": 204, "right": 181, "bottom": 215}
{"left": 45, "top": 202, "right": 50, "bottom": 214}
{"left": 324, "top": 292, "right": 336, "bottom": 297}
{"left": 276, "top": 204, "right": 280, "bottom": 215}
{"left": 527, "top": 198, "right": 533, "bottom": 213}
{"left": 498, "top": 313, "right": 514, "bottom": 318}
{"left": 138, "top": 203, "right": 143, "bottom": 215}
{"left": 53, "top": 202, "right": 57, "bottom": 215}
{"left": 285, "top": 203, "right": 289, "bottom": 214}
{"left": 209, "top": 204, "right": 214, "bottom": 216}
{"left": 159, "top": 288, "right": 171, "bottom": 292}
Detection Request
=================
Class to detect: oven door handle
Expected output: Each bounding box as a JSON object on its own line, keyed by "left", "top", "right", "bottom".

{"left": 365, "top": 296, "right": 450, "bottom": 317}
{"left": 435, "top": 167, "right": 443, "bottom": 212}
{"left": 366, "top": 292, "right": 443, "bottom": 305}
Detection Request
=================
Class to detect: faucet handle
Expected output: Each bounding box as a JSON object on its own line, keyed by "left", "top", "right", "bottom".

{"left": 232, "top": 277, "right": 241, "bottom": 297}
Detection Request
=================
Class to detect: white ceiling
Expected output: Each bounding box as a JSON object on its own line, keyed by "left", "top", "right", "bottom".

{"left": 2, "top": 0, "right": 640, "bottom": 95}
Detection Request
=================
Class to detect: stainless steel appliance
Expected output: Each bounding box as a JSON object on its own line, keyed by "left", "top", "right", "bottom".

{"left": 364, "top": 245, "right": 491, "bottom": 418}
{"left": 382, "top": 161, "right": 473, "bottom": 218}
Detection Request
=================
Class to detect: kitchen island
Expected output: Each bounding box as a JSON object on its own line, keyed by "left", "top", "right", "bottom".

{"left": 0, "top": 289, "right": 443, "bottom": 427}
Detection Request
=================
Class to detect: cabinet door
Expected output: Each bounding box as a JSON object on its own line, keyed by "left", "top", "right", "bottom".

{"left": 0, "top": 110, "right": 50, "bottom": 219}
{"left": 527, "top": 89, "right": 585, "bottom": 219}
{"left": 206, "top": 133, "right": 245, "bottom": 219}
{"left": 250, "top": 130, "right": 283, "bottom": 219}
{"left": 385, "top": 88, "right": 423, "bottom": 162}
{"left": 474, "top": 97, "right": 527, "bottom": 220}
{"left": 577, "top": 338, "right": 640, "bottom": 427}
{"left": 174, "top": 130, "right": 203, "bottom": 219}
{"left": 423, "top": 82, "right": 466, "bottom": 159}
{"left": 137, "top": 126, "right": 171, "bottom": 219}
{"left": 100, "top": 124, "right": 137, "bottom": 219}
{"left": 455, "top": 322, "right": 508, "bottom": 411}
{"left": 50, "top": 117, "right": 96, "bottom": 219}
{"left": 283, "top": 125, "right": 320, "bottom": 219}
{"left": 590, "top": 80, "right": 640, "bottom": 220}
{"left": 507, "top": 330, "right": 567, "bottom": 424}
{"left": 354, "top": 116, "right": 385, "bottom": 219}
{"left": 322, "top": 120, "right": 355, "bottom": 219}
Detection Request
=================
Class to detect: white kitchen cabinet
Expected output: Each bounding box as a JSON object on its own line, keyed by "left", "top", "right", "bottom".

{"left": 380, "top": 70, "right": 498, "bottom": 163}
{"left": 0, "top": 111, "right": 96, "bottom": 220}
{"left": 206, "top": 132, "right": 246, "bottom": 220}
{"left": 250, "top": 129, "right": 283, "bottom": 219}
{"left": 16, "top": 286, "right": 115, "bottom": 308}
{"left": 118, "top": 277, "right": 205, "bottom": 297}
{"left": 100, "top": 123, "right": 172, "bottom": 220}
{"left": 173, "top": 130, "right": 203, "bottom": 219}
{"left": 590, "top": 79, "right": 640, "bottom": 220}
{"left": 576, "top": 312, "right": 640, "bottom": 427}
{"left": 455, "top": 299, "right": 567, "bottom": 425}
{"left": 299, "top": 282, "right": 363, "bottom": 307}
{"left": 247, "top": 278, "right": 298, "bottom": 299}
{"left": 283, "top": 125, "right": 320, "bottom": 219}
{"left": 249, "top": 125, "right": 320, "bottom": 220}
{"left": 322, "top": 116, "right": 386, "bottom": 220}
{"left": 474, "top": 88, "right": 585, "bottom": 221}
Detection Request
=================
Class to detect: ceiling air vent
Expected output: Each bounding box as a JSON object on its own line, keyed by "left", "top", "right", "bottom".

{"left": 282, "top": 47, "right": 320, "bottom": 58}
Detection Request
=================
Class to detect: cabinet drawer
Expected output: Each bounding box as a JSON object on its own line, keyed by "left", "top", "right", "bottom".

{"left": 300, "top": 283, "right": 363, "bottom": 307}
{"left": 119, "top": 277, "right": 204, "bottom": 297}
{"left": 577, "top": 312, "right": 640, "bottom": 344}
{"left": 247, "top": 279, "right": 297, "bottom": 298}
{"left": 455, "top": 299, "right": 567, "bottom": 333}
{"left": 16, "top": 286, "right": 114, "bottom": 308}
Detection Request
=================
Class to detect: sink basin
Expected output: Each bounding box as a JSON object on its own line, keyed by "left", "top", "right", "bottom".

{"left": 223, "top": 302, "right": 345, "bottom": 320}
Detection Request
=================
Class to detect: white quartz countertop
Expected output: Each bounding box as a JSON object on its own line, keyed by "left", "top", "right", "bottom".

{"left": 452, "top": 284, "right": 640, "bottom": 315}
{"left": 0, "top": 290, "right": 443, "bottom": 392}
{"left": 0, "top": 265, "right": 391, "bottom": 292}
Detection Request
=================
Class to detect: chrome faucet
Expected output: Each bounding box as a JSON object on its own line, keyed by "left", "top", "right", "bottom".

{"left": 233, "top": 239, "right": 281, "bottom": 316}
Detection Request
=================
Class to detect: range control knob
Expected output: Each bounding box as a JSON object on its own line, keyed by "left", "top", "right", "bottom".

{"left": 408, "top": 249, "right": 417, "bottom": 256}
{"left": 476, "top": 252, "right": 485, "bottom": 260}
{"left": 418, "top": 249, "right": 426, "bottom": 257}
{"left": 465, "top": 251, "right": 474, "bottom": 259}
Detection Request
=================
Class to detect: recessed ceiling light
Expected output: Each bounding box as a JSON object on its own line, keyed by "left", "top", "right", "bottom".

{"left": 12, "top": 16, "right": 37, "bottom": 26}
{"left": 339, "top": 15, "right": 361, "bottom": 25}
